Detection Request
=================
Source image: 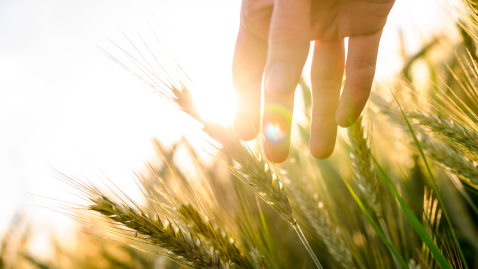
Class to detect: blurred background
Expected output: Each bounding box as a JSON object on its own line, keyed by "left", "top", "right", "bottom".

{"left": 0, "top": 0, "right": 463, "bottom": 266}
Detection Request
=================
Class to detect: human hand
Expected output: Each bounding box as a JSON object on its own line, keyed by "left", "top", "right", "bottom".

{"left": 232, "top": 0, "right": 395, "bottom": 163}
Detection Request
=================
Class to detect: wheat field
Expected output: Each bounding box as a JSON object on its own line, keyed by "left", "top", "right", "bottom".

{"left": 1, "top": 1, "right": 478, "bottom": 269}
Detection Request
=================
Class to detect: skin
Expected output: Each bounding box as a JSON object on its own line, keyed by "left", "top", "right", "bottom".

{"left": 232, "top": 0, "right": 395, "bottom": 163}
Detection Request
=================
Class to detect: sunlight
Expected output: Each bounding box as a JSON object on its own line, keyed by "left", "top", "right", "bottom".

{"left": 193, "top": 84, "right": 238, "bottom": 126}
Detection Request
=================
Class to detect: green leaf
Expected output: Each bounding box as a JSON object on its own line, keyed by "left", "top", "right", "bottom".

{"left": 342, "top": 177, "right": 410, "bottom": 269}
{"left": 392, "top": 92, "right": 469, "bottom": 269}
{"left": 370, "top": 155, "right": 453, "bottom": 269}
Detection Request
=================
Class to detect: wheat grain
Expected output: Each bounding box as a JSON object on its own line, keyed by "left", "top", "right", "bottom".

{"left": 416, "top": 134, "right": 478, "bottom": 187}
{"left": 282, "top": 172, "right": 355, "bottom": 269}
{"left": 348, "top": 117, "right": 383, "bottom": 219}
{"left": 168, "top": 86, "right": 295, "bottom": 225}
{"left": 312, "top": 201, "right": 354, "bottom": 269}
{"left": 178, "top": 202, "right": 254, "bottom": 268}
{"left": 407, "top": 111, "right": 478, "bottom": 154}
{"left": 408, "top": 259, "right": 422, "bottom": 269}
{"left": 371, "top": 94, "right": 478, "bottom": 187}
{"left": 250, "top": 248, "right": 270, "bottom": 269}
{"left": 108, "top": 47, "right": 320, "bottom": 268}
{"left": 88, "top": 195, "right": 229, "bottom": 269}
{"left": 347, "top": 116, "right": 406, "bottom": 269}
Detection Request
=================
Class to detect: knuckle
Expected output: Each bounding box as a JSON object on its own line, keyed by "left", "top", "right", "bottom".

{"left": 269, "top": 24, "right": 305, "bottom": 45}
{"left": 311, "top": 77, "right": 343, "bottom": 91}
{"left": 242, "top": 2, "right": 261, "bottom": 21}
{"left": 241, "top": 1, "right": 272, "bottom": 35}
{"left": 348, "top": 59, "right": 376, "bottom": 71}
{"left": 317, "top": 40, "right": 343, "bottom": 49}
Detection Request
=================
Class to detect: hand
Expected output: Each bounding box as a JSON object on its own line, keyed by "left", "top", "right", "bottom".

{"left": 232, "top": 0, "right": 395, "bottom": 163}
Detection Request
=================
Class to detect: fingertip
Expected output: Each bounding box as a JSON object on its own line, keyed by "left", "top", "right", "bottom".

{"left": 337, "top": 31, "right": 381, "bottom": 127}
{"left": 335, "top": 94, "right": 368, "bottom": 127}
{"left": 262, "top": 125, "right": 291, "bottom": 163}
{"left": 310, "top": 143, "right": 335, "bottom": 160}
{"left": 263, "top": 144, "right": 289, "bottom": 164}
{"left": 309, "top": 39, "right": 344, "bottom": 160}
{"left": 262, "top": 90, "right": 294, "bottom": 164}
{"left": 233, "top": 111, "right": 261, "bottom": 141}
{"left": 234, "top": 126, "right": 259, "bottom": 141}
{"left": 309, "top": 130, "right": 336, "bottom": 160}
{"left": 335, "top": 114, "right": 358, "bottom": 128}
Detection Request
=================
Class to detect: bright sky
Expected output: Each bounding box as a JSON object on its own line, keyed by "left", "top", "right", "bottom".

{"left": 0, "top": 0, "right": 458, "bottom": 232}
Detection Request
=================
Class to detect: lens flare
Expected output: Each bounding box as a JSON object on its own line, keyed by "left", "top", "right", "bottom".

{"left": 264, "top": 121, "right": 286, "bottom": 143}
{"left": 263, "top": 103, "right": 292, "bottom": 144}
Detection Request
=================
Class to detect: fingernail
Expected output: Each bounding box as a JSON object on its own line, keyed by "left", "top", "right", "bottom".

{"left": 265, "top": 63, "right": 289, "bottom": 94}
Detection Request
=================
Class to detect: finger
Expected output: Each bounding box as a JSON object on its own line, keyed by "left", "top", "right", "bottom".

{"left": 309, "top": 40, "right": 345, "bottom": 159}
{"left": 263, "top": 91, "right": 294, "bottom": 163}
{"left": 262, "top": 0, "right": 311, "bottom": 163}
{"left": 264, "top": 0, "right": 311, "bottom": 96}
{"left": 232, "top": 24, "right": 267, "bottom": 141}
{"left": 336, "top": 30, "right": 383, "bottom": 127}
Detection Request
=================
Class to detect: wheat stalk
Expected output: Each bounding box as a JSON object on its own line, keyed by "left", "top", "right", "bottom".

{"left": 88, "top": 195, "right": 229, "bottom": 269}
{"left": 407, "top": 111, "right": 478, "bottom": 154}
{"left": 177, "top": 202, "right": 254, "bottom": 268}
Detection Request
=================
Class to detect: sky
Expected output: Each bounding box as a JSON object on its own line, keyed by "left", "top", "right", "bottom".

{"left": 0, "top": 0, "right": 458, "bottom": 233}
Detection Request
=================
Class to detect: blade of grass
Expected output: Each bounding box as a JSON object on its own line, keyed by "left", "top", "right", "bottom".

{"left": 392, "top": 92, "right": 469, "bottom": 269}
{"left": 370, "top": 155, "right": 453, "bottom": 269}
{"left": 342, "top": 177, "right": 409, "bottom": 269}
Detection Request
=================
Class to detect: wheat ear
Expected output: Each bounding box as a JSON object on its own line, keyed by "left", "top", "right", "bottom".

{"left": 283, "top": 173, "right": 355, "bottom": 269}
{"left": 348, "top": 116, "right": 403, "bottom": 268}
{"left": 107, "top": 50, "right": 322, "bottom": 268}
{"left": 178, "top": 202, "right": 254, "bottom": 268}
{"left": 89, "top": 195, "right": 229, "bottom": 269}
{"left": 348, "top": 117, "right": 383, "bottom": 220}
{"left": 371, "top": 94, "right": 478, "bottom": 187}
{"left": 175, "top": 87, "right": 324, "bottom": 268}
{"left": 250, "top": 248, "right": 270, "bottom": 269}
{"left": 168, "top": 86, "right": 295, "bottom": 225}
{"left": 313, "top": 201, "right": 354, "bottom": 268}
{"left": 416, "top": 134, "right": 478, "bottom": 186}
{"left": 420, "top": 188, "right": 442, "bottom": 269}
{"left": 407, "top": 111, "right": 478, "bottom": 154}
{"left": 408, "top": 259, "right": 422, "bottom": 269}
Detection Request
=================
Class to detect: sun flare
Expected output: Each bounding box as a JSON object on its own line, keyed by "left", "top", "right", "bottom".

{"left": 193, "top": 85, "right": 238, "bottom": 126}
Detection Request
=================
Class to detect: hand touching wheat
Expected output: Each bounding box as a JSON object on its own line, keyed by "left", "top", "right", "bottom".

{"left": 232, "top": 0, "right": 395, "bottom": 163}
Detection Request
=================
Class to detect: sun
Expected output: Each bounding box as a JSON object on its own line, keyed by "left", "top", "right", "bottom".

{"left": 193, "top": 85, "right": 239, "bottom": 127}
